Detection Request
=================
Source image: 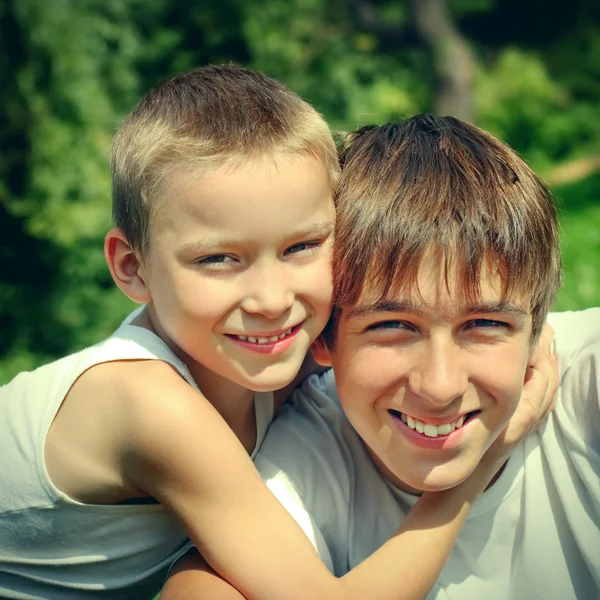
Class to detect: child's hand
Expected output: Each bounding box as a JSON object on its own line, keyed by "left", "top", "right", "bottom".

{"left": 482, "top": 323, "right": 558, "bottom": 473}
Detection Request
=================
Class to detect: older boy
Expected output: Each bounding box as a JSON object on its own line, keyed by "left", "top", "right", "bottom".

{"left": 251, "top": 116, "right": 600, "bottom": 599}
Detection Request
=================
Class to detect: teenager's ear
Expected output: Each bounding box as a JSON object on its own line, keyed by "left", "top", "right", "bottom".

{"left": 104, "top": 228, "right": 151, "bottom": 304}
{"left": 311, "top": 337, "right": 333, "bottom": 367}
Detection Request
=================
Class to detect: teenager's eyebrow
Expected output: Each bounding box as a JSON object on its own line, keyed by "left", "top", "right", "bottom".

{"left": 346, "top": 299, "right": 425, "bottom": 320}
{"left": 462, "top": 301, "right": 529, "bottom": 318}
{"left": 346, "top": 299, "right": 529, "bottom": 320}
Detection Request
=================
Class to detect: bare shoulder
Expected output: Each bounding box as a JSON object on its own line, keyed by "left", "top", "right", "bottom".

{"left": 45, "top": 359, "right": 209, "bottom": 504}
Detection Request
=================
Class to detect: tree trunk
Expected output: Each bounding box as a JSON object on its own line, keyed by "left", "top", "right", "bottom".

{"left": 410, "top": 0, "right": 475, "bottom": 121}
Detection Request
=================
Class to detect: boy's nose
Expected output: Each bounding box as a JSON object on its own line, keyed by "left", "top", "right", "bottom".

{"left": 407, "top": 339, "right": 468, "bottom": 407}
{"left": 241, "top": 267, "right": 294, "bottom": 318}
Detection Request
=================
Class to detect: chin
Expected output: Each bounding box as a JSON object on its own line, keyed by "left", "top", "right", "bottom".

{"left": 420, "top": 465, "right": 476, "bottom": 492}
{"left": 243, "top": 370, "right": 296, "bottom": 393}
{"left": 394, "top": 462, "right": 475, "bottom": 494}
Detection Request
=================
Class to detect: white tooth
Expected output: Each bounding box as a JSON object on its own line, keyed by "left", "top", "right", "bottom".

{"left": 406, "top": 416, "right": 416, "bottom": 430}
{"left": 456, "top": 415, "right": 465, "bottom": 428}
{"left": 248, "top": 336, "right": 257, "bottom": 343}
{"left": 424, "top": 424, "right": 439, "bottom": 438}
{"left": 268, "top": 336, "right": 279, "bottom": 342}
{"left": 257, "top": 337, "right": 268, "bottom": 344}
{"left": 400, "top": 413, "right": 407, "bottom": 424}
{"left": 278, "top": 331, "right": 288, "bottom": 339}
{"left": 415, "top": 420, "right": 424, "bottom": 434}
{"left": 437, "top": 423, "right": 453, "bottom": 436}
{"left": 238, "top": 335, "right": 248, "bottom": 341}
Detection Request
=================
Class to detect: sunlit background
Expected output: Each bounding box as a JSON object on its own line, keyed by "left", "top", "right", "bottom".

{"left": 1, "top": 0, "right": 599, "bottom": 383}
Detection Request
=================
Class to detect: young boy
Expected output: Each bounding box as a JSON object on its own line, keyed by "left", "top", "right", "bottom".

{"left": 235, "top": 116, "right": 596, "bottom": 599}
{"left": 0, "top": 70, "right": 555, "bottom": 600}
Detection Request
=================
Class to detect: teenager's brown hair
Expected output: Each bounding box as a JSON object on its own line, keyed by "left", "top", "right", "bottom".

{"left": 111, "top": 64, "right": 339, "bottom": 255}
{"left": 324, "top": 115, "right": 562, "bottom": 345}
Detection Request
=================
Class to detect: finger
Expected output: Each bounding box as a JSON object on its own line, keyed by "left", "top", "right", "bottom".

{"left": 526, "top": 334, "right": 559, "bottom": 415}
{"left": 522, "top": 362, "right": 555, "bottom": 433}
{"left": 537, "top": 348, "right": 559, "bottom": 419}
{"left": 529, "top": 322, "right": 555, "bottom": 365}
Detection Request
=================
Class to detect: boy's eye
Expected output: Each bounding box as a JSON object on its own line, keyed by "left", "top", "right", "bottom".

{"left": 284, "top": 241, "right": 319, "bottom": 255}
{"left": 197, "top": 254, "right": 235, "bottom": 265}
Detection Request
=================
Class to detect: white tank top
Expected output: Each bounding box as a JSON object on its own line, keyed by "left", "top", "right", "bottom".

{"left": 0, "top": 316, "right": 274, "bottom": 599}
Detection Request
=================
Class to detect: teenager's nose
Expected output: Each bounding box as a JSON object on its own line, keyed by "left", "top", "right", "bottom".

{"left": 241, "top": 264, "right": 294, "bottom": 318}
{"left": 407, "top": 338, "right": 468, "bottom": 406}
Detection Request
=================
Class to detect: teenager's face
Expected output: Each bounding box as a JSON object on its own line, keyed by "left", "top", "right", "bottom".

{"left": 314, "top": 256, "right": 533, "bottom": 494}
{"left": 140, "top": 155, "right": 335, "bottom": 394}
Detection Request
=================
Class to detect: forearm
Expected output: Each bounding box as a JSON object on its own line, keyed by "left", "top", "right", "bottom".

{"left": 162, "top": 465, "right": 494, "bottom": 600}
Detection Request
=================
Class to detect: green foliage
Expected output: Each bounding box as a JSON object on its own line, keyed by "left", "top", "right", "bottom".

{"left": 553, "top": 172, "right": 600, "bottom": 311}
{"left": 1, "top": 0, "right": 600, "bottom": 384}
{"left": 476, "top": 48, "right": 599, "bottom": 168}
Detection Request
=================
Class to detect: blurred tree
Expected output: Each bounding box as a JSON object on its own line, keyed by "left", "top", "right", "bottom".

{"left": 410, "top": 0, "right": 475, "bottom": 120}
{"left": 1, "top": 0, "right": 599, "bottom": 382}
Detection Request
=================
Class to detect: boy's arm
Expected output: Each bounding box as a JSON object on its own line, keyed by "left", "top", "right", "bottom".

{"left": 148, "top": 329, "right": 557, "bottom": 600}
{"left": 161, "top": 550, "right": 246, "bottom": 599}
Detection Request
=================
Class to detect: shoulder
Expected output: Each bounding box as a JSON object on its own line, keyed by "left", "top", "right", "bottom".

{"left": 547, "top": 308, "right": 600, "bottom": 451}
{"left": 47, "top": 359, "right": 214, "bottom": 502}
{"left": 260, "top": 370, "right": 346, "bottom": 462}
{"left": 257, "top": 369, "right": 354, "bottom": 510}
{"left": 82, "top": 360, "right": 222, "bottom": 462}
{"left": 548, "top": 308, "right": 600, "bottom": 368}
{"left": 255, "top": 370, "right": 351, "bottom": 573}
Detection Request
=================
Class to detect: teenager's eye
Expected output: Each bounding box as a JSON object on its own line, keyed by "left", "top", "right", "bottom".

{"left": 366, "top": 320, "right": 412, "bottom": 332}
{"left": 465, "top": 318, "right": 510, "bottom": 330}
{"left": 284, "top": 241, "right": 320, "bottom": 255}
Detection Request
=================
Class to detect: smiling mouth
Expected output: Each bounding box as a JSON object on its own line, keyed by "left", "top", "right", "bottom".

{"left": 388, "top": 410, "right": 481, "bottom": 438}
{"left": 229, "top": 326, "right": 297, "bottom": 345}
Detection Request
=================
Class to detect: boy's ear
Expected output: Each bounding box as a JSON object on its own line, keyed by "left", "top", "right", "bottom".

{"left": 311, "top": 337, "right": 333, "bottom": 367}
{"left": 104, "top": 227, "right": 151, "bottom": 304}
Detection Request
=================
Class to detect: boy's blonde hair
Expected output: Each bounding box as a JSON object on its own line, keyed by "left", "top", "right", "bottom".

{"left": 111, "top": 64, "right": 339, "bottom": 255}
{"left": 324, "top": 115, "right": 562, "bottom": 345}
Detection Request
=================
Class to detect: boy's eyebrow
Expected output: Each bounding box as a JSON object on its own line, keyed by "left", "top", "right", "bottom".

{"left": 346, "top": 299, "right": 529, "bottom": 320}
{"left": 178, "top": 221, "right": 335, "bottom": 253}
{"left": 290, "top": 220, "right": 335, "bottom": 239}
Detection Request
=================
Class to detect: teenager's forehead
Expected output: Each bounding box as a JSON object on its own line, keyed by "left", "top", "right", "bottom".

{"left": 345, "top": 251, "right": 532, "bottom": 319}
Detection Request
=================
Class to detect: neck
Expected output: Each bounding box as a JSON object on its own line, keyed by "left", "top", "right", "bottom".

{"left": 187, "top": 360, "right": 259, "bottom": 455}
{"left": 189, "top": 363, "right": 256, "bottom": 427}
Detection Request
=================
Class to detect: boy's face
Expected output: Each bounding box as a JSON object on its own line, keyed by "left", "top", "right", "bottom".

{"left": 314, "top": 254, "right": 534, "bottom": 494}
{"left": 139, "top": 154, "right": 335, "bottom": 394}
